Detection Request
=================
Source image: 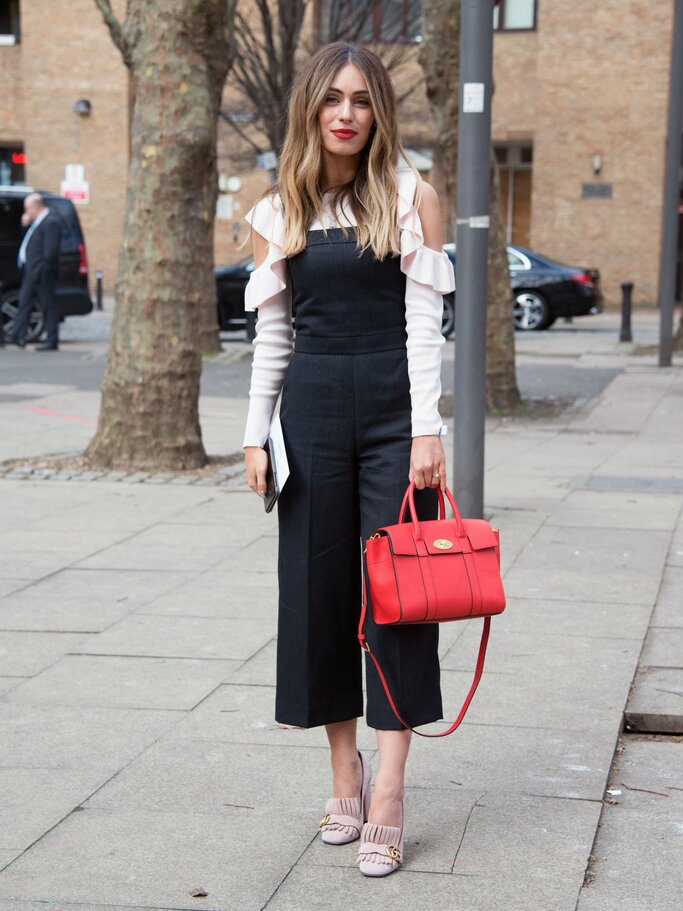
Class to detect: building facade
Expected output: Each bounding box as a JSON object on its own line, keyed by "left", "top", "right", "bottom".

{"left": 1, "top": 0, "right": 680, "bottom": 306}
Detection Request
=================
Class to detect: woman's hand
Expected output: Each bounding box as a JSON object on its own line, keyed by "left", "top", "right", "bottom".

{"left": 409, "top": 435, "right": 446, "bottom": 491}
{"left": 245, "top": 446, "right": 269, "bottom": 496}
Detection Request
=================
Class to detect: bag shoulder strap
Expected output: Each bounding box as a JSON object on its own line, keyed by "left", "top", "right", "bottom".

{"left": 358, "top": 555, "right": 491, "bottom": 738}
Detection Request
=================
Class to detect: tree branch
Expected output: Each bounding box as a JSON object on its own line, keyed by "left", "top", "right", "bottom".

{"left": 93, "top": 0, "right": 132, "bottom": 66}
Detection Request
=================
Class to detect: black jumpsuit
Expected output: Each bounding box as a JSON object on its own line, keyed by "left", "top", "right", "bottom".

{"left": 275, "top": 225, "right": 444, "bottom": 731}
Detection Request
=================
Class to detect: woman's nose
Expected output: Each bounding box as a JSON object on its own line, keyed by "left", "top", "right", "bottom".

{"left": 339, "top": 99, "right": 353, "bottom": 121}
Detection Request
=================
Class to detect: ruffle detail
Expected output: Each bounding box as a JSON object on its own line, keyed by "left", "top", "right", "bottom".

{"left": 356, "top": 822, "right": 403, "bottom": 871}
{"left": 396, "top": 159, "right": 456, "bottom": 295}
{"left": 243, "top": 193, "right": 288, "bottom": 313}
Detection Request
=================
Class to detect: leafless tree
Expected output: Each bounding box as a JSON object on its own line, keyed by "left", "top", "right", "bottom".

{"left": 419, "top": 0, "right": 520, "bottom": 410}
{"left": 87, "top": 0, "right": 237, "bottom": 470}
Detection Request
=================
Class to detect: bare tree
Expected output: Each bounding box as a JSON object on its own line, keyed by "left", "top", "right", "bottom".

{"left": 86, "top": 0, "right": 236, "bottom": 470}
{"left": 419, "top": 0, "right": 520, "bottom": 410}
{"left": 223, "top": 0, "right": 422, "bottom": 165}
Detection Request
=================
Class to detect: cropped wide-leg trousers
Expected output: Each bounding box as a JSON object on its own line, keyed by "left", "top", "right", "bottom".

{"left": 275, "top": 335, "right": 444, "bottom": 730}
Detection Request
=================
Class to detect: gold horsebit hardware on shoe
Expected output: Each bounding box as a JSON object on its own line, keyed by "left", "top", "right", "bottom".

{"left": 319, "top": 814, "right": 330, "bottom": 828}
{"left": 386, "top": 845, "right": 402, "bottom": 862}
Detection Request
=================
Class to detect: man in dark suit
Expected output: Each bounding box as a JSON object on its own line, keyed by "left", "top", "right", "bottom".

{"left": 9, "top": 192, "right": 62, "bottom": 351}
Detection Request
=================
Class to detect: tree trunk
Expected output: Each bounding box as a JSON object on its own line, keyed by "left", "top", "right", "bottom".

{"left": 486, "top": 147, "right": 521, "bottom": 410}
{"left": 419, "top": 0, "right": 521, "bottom": 411}
{"left": 87, "top": 0, "right": 235, "bottom": 470}
{"left": 418, "top": 0, "right": 460, "bottom": 244}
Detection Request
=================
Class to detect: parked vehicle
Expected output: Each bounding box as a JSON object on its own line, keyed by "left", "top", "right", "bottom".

{"left": 444, "top": 242, "right": 603, "bottom": 332}
{"left": 216, "top": 256, "right": 456, "bottom": 338}
{"left": 0, "top": 186, "right": 93, "bottom": 342}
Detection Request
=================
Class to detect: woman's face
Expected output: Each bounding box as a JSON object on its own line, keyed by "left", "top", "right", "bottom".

{"left": 317, "top": 63, "right": 375, "bottom": 160}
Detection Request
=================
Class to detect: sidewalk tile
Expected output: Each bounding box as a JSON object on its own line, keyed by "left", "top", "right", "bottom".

{"left": 0, "top": 807, "right": 313, "bottom": 911}
{"left": 70, "top": 613, "right": 273, "bottom": 661}
{"left": 5, "top": 654, "right": 238, "bottom": 711}
{"left": 0, "top": 702, "right": 179, "bottom": 772}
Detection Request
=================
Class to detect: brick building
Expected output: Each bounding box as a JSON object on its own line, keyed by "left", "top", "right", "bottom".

{"left": 1, "top": 0, "right": 680, "bottom": 306}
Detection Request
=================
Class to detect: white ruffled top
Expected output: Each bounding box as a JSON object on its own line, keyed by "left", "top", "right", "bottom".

{"left": 242, "top": 156, "right": 456, "bottom": 448}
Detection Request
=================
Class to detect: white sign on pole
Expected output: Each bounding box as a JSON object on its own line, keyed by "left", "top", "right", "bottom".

{"left": 463, "top": 82, "right": 485, "bottom": 113}
{"left": 60, "top": 163, "right": 90, "bottom": 205}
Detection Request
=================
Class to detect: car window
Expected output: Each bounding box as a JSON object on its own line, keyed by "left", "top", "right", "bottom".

{"left": 0, "top": 197, "right": 24, "bottom": 243}
{"left": 46, "top": 197, "right": 82, "bottom": 249}
{"left": 507, "top": 249, "right": 526, "bottom": 269}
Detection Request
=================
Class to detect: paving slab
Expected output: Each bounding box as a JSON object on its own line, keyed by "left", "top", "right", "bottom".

{"left": 163, "top": 683, "right": 379, "bottom": 751}
{"left": 0, "top": 580, "right": 31, "bottom": 598}
{"left": 5, "top": 654, "right": 238, "bottom": 711}
{"left": 490, "top": 596, "right": 653, "bottom": 641}
{"left": 576, "top": 739, "right": 683, "bottom": 911}
{"left": 640, "top": 627, "right": 683, "bottom": 668}
{"left": 0, "top": 807, "right": 314, "bottom": 911}
{"left": 625, "top": 667, "right": 683, "bottom": 734}
{"left": 227, "top": 636, "right": 278, "bottom": 686}
{"left": 0, "top": 568, "right": 194, "bottom": 632}
{"left": 0, "top": 528, "right": 133, "bottom": 580}
{"left": 83, "top": 739, "right": 335, "bottom": 820}
{"left": 74, "top": 522, "right": 253, "bottom": 572}
{"left": 0, "top": 630, "right": 91, "bottom": 676}
{"left": 70, "top": 613, "right": 273, "bottom": 661}
{"left": 651, "top": 565, "right": 683, "bottom": 627}
{"left": 502, "top": 524, "right": 670, "bottom": 605}
{"left": 451, "top": 791, "right": 602, "bottom": 904}
{"left": 406, "top": 717, "right": 617, "bottom": 801}
{"left": 0, "top": 702, "right": 179, "bottom": 772}
{"left": 547, "top": 488, "right": 681, "bottom": 531}
{"left": 0, "top": 677, "right": 23, "bottom": 696}
{"left": 0, "top": 766, "right": 107, "bottom": 851}
{"left": 134, "top": 570, "right": 279, "bottom": 620}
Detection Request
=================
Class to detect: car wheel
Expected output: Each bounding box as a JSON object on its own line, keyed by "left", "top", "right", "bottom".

{"left": 513, "top": 291, "right": 552, "bottom": 331}
{"left": 1, "top": 289, "right": 45, "bottom": 342}
{"left": 442, "top": 293, "right": 455, "bottom": 338}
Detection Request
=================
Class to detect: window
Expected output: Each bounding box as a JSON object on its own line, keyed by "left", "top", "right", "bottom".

{"left": 349, "top": 0, "right": 421, "bottom": 43}
{"left": 493, "top": 0, "right": 536, "bottom": 32}
{"left": 0, "top": 0, "right": 20, "bottom": 44}
{"left": 0, "top": 145, "right": 26, "bottom": 185}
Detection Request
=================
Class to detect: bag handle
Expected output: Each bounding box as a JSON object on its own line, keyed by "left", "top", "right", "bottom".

{"left": 358, "top": 553, "right": 491, "bottom": 737}
{"left": 398, "top": 481, "right": 467, "bottom": 539}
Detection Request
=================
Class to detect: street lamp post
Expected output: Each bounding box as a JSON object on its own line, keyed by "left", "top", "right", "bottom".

{"left": 453, "top": 0, "right": 495, "bottom": 519}
{"left": 658, "top": 0, "right": 683, "bottom": 367}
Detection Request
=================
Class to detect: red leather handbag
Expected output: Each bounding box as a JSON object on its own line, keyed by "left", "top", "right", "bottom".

{"left": 358, "top": 481, "right": 506, "bottom": 737}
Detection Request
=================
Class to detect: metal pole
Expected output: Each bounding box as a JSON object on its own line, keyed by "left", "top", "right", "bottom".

{"left": 658, "top": 0, "right": 683, "bottom": 367}
{"left": 95, "top": 270, "right": 103, "bottom": 311}
{"left": 620, "top": 282, "right": 634, "bottom": 343}
{"left": 453, "top": 0, "right": 494, "bottom": 519}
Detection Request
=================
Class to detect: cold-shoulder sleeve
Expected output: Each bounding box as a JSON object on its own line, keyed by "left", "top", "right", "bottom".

{"left": 242, "top": 193, "right": 294, "bottom": 448}
{"left": 243, "top": 193, "right": 289, "bottom": 313}
{"left": 397, "top": 166, "right": 456, "bottom": 294}
{"left": 396, "top": 163, "right": 453, "bottom": 438}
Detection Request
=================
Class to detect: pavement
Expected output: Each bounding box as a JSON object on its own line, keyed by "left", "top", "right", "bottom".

{"left": 0, "top": 308, "right": 682, "bottom": 911}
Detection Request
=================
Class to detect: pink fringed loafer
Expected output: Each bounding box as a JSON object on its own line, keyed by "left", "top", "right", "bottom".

{"left": 356, "top": 802, "right": 404, "bottom": 877}
{"left": 319, "top": 751, "right": 372, "bottom": 845}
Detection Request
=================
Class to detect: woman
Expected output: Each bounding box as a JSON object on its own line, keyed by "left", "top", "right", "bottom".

{"left": 242, "top": 41, "right": 455, "bottom": 877}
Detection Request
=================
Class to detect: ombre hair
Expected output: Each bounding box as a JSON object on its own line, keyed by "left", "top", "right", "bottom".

{"left": 251, "top": 41, "right": 422, "bottom": 260}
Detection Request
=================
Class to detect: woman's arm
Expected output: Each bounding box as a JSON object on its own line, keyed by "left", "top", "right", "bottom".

{"left": 407, "top": 179, "right": 447, "bottom": 491}
{"left": 243, "top": 224, "right": 294, "bottom": 496}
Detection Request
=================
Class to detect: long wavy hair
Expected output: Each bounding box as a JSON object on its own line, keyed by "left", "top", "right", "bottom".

{"left": 250, "top": 41, "right": 422, "bottom": 260}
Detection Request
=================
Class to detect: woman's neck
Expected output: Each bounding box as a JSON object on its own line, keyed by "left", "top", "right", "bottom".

{"left": 319, "top": 150, "right": 360, "bottom": 193}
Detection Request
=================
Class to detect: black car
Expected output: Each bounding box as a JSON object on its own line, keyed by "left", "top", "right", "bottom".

{"left": 444, "top": 243, "right": 603, "bottom": 332}
{"left": 215, "top": 257, "right": 457, "bottom": 337}
{"left": 0, "top": 187, "right": 93, "bottom": 342}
